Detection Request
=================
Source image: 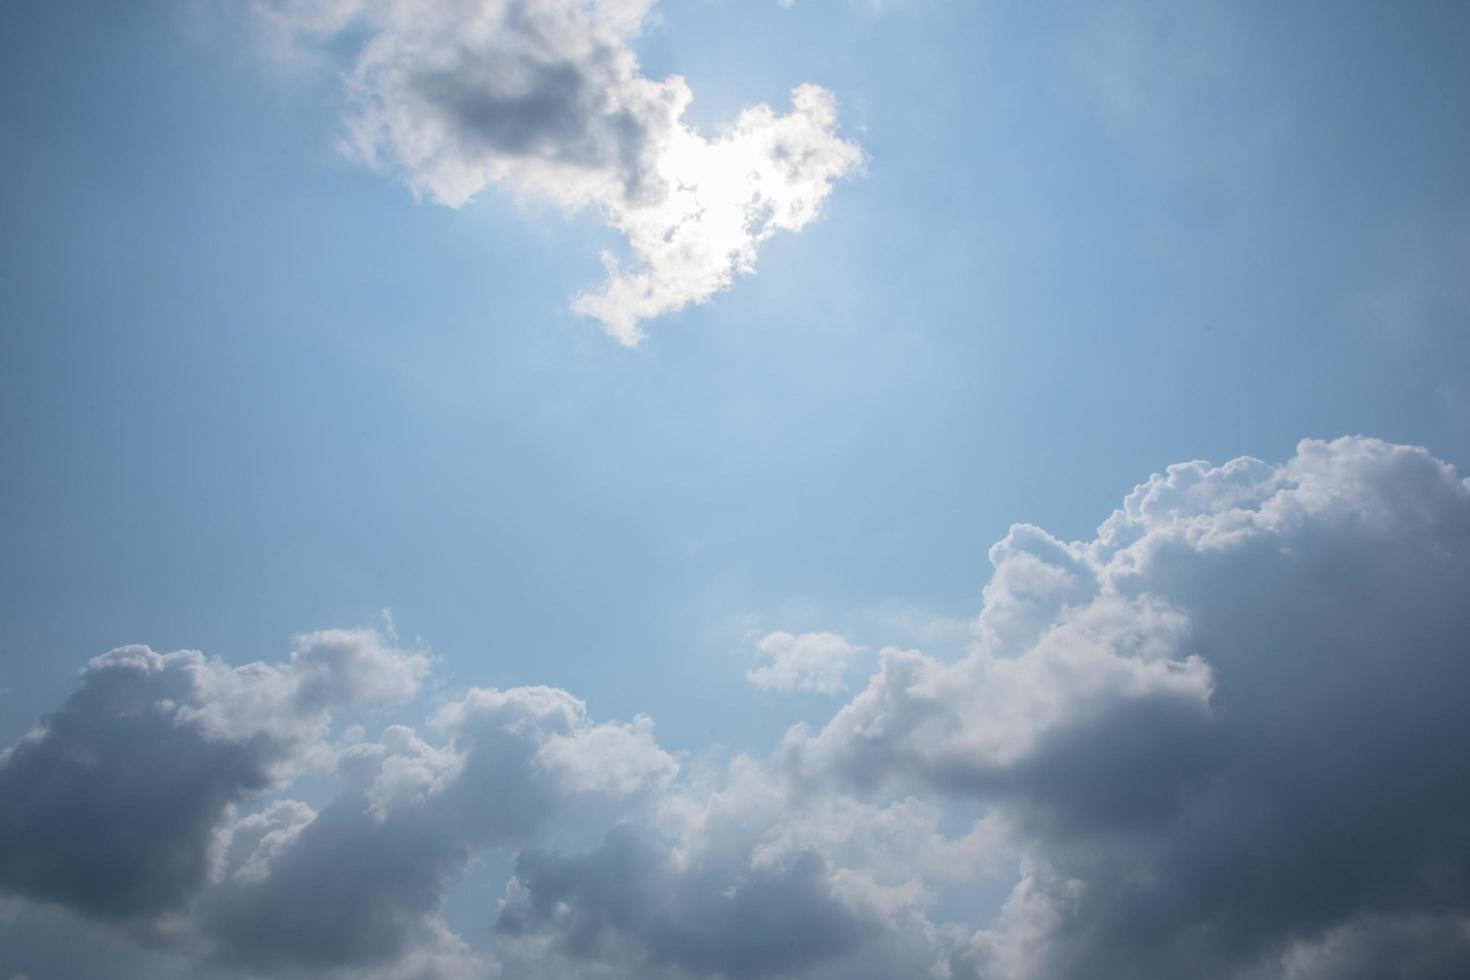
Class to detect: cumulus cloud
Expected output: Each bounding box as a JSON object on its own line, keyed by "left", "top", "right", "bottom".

{"left": 747, "top": 630, "right": 861, "bottom": 694}
{"left": 791, "top": 437, "right": 1470, "bottom": 979}
{"left": 0, "top": 627, "right": 424, "bottom": 923}
{"left": 200, "top": 683, "right": 677, "bottom": 975}
{"left": 261, "top": 0, "right": 863, "bottom": 344}
{"left": 497, "top": 832, "right": 875, "bottom": 978}
{"left": 5, "top": 436, "right": 1470, "bottom": 979}
{"left": 0, "top": 628, "right": 677, "bottom": 977}
{"left": 495, "top": 754, "right": 994, "bottom": 980}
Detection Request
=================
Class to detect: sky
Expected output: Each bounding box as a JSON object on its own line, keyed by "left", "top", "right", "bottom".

{"left": 1, "top": 1, "right": 1469, "bottom": 979}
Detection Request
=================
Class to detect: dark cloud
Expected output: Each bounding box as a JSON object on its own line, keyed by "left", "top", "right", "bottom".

{"left": 0, "top": 630, "right": 424, "bottom": 924}
{"left": 793, "top": 438, "right": 1470, "bottom": 979}
{"left": 1259, "top": 913, "right": 1470, "bottom": 980}
{"left": 200, "top": 792, "right": 475, "bottom": 973}
{"left": 499, "top": 830, "right": 874, "bottom": 979}
{"left": 1003, "top": 441, "right": 1470, "bottom": 980}
{"left": 0, "top": 653, "right": 276, "bottom": 920}
{"left": 198, "top": 687, "right": 674, "bottom": 975}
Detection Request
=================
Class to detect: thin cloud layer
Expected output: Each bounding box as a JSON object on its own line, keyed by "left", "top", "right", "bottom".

{"left": 262, "top": 0, "right": 863, "bottom": 344}
{"left": 4, "top": 436, "right": 1470, "bottom": 978}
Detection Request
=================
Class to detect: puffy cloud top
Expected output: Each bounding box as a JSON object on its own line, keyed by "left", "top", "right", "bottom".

{"left": 789, "top": 438, "right": 1470, "bottom": 979}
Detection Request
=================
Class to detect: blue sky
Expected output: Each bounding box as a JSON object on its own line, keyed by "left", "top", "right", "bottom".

{"left": 3, "top": 2, "right": 1470, "bottom": 979}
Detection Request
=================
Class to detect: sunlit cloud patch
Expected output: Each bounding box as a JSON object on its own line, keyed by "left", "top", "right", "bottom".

{"left": 262, "top": 0, "right": 863, "bottom": 344}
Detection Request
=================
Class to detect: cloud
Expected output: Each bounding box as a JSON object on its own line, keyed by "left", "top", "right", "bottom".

{"left": 0, "top": 629, "right": 675, "bottom": 976}
{"left": 747, "top": 630, "right": 861, "bottom": 694}
{"left": 262, "top": 0, "right": 863, "bottom": 344}
{"left": 1268, "top": 913, "right": 1470, "bottom": 980}
{"left": 0, "top": 628, "right": 424, "bottom": 923}
{"left": 494, "top": 754, "right": 990, "bottom": 980}
{"left": 199, "top": 684, "right": 677, "bottom": 975}
{"left": 790, "top": 437, "right": 1470, "bottom": 979}
{"left": 534, "top": 711, "right": 677, "bottom": 796}
{"left": 5, "top": 436, "right": 1470, "bottom": 978}
{"left": 497, "top": 831, "right": 874, "bottom": 978}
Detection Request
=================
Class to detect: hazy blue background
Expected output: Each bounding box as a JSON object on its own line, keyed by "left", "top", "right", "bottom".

{"left": 4, "top": 0, "right": 1468, "bottom": 759}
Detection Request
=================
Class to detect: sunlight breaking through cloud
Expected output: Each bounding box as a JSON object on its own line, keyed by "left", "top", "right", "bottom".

{"left": 262, "top": 0, "right": 863, "bottom": 344}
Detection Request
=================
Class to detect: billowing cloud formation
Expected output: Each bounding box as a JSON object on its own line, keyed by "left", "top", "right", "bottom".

{"left": 200, "top": 685, "right": 676, "bottom": 974}
{"left": 0, "top": 628, "right": 426, "bottom": 923}
{"left": 789, "top": 437, "right": 1470, "bottom": 979}
{"left": 747, "top": 630, "right": 860, "bottom": 694}
{"left": 262, "top": 0, "right": 863, "bottom": 344}
{"left": 4, "top": 436, "right": 1470, "bottom": 978}
{"left": 494, "top": 752, "right": 997, "bottom": 980}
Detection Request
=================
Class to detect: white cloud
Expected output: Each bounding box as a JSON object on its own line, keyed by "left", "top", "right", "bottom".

{"left": 6, "top": 437, "right": 1470, "bottom": 978}
{"left": 495, "top": 753, "right": 994, "bottom": 979}
{"left": 535, "top": 712, "right": 677, "bottom": 796}
{"left": 794, "top": 437, "right": 1470, "bottom": 979}
{"left": 287, "top": 626, "right": 431, "bottom": 712}
{"left": 784, "top": 591, "right": 1211, "bottom": 793}
{"left": 198, "top": 681, "right": 678, "bottom": 976}
{"left": 748, "top": 630, "right": 861, "bottom": 694}
{"left": 261, "top": 0, "right": 863, "bottom": 344}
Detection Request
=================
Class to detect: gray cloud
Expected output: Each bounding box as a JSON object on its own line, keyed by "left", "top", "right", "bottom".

{"left": 4, "top": 437, "right": 1470, "bottom": 979}
{"left": 1264, "top": 913, "right": 1470, "bottom": 980}
{"left": 490, "top": 753, "right": 1000, "bottom": 980}
{"left": 200, "top": 790, "right": 475, "bottom": 973}
{"left": 0, "top": 630, "right": 425, "bottom": 924}
{"left": 0, "top": 655, "right": 275, "bottom": 921}
{"left": 498, "top": 831, "right": 873, "bottom": 979}
{"left": 199, "top": 686, "right": 675, "bottom": 975}
{"left": 789, "top": 438, "right": 1470, "bottom": 979}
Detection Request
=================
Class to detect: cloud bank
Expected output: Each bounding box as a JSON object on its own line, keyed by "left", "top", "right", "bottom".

{"left": 261, "top": 0, "right": 863, "bottom": 344}
{"left": 4, "top": 436, "right": 1470, "bottom": 978}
